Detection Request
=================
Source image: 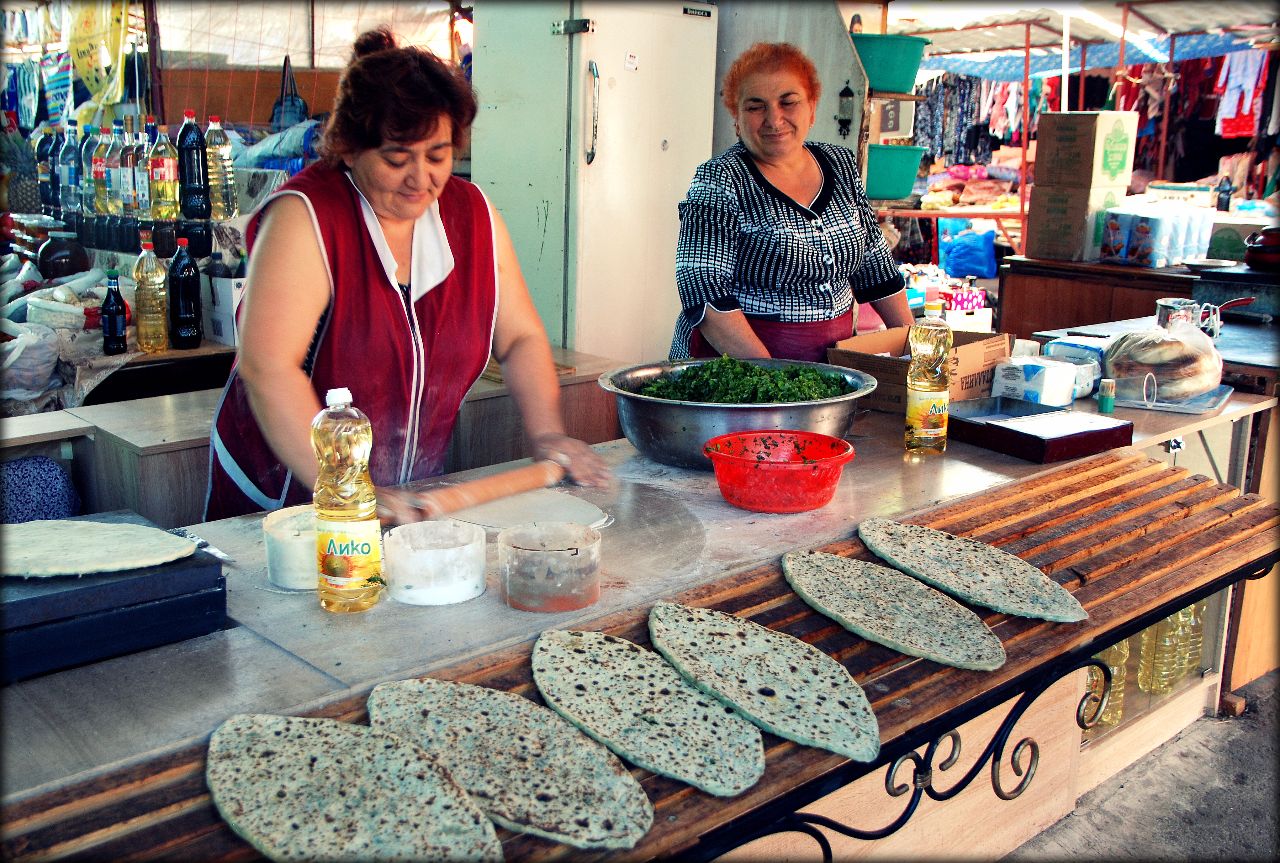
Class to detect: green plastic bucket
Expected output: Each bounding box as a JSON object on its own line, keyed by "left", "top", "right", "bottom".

{"left": 864, "top": 144, "right": 926, "bottom": 200}
{"left": 850, "top": 34, "right": 930, "bottom": 94}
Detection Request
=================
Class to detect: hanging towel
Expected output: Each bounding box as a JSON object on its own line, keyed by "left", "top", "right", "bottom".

{"left": 39, "top": 52, "right": 71, "bottom": 127}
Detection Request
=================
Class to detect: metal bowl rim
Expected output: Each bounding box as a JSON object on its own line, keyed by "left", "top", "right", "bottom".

{"left": 597, "top": 357, "right": 878, "bottom": 409}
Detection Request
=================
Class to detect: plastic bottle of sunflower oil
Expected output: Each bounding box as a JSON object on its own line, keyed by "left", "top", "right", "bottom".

{"left": 1136, "top": 611, "right": 1185, "bottom": 695}
{"left": 312, "top": 388, "right": 384, "bottom": 613}
{"left": 1178, "top": 599, "right": 1207, "bottom": 678}
{"left": 1086, "top": 638, "right": 1130, "bottom": 727}
{"left": 905, "top": 299, "right": 952, "bottom": 452}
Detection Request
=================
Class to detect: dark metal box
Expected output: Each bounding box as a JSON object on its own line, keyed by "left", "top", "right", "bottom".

{"left": 950, "top": 397, "right": 1134, "bottom": 463}
{"left": 1, "top": 521, "right": 226, "bottom": 683}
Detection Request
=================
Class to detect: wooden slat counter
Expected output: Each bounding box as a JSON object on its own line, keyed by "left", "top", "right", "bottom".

{"left": 1, "top": 448, "right": 1275, "bottom": 861}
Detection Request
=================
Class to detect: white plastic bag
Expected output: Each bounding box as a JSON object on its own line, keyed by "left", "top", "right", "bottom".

{"left": 1, "top": 319, "right": 61, "bottom": 399}
{"left": 1102, "top": 321, "right": 1223, "bottom": 402}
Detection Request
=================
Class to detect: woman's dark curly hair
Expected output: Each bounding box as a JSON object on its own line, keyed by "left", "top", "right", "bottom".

{"left": 319, "top": 26, "right": 477, "bottom": 165}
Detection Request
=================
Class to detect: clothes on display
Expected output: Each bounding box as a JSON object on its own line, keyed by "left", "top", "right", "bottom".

{"left": 1216, "top": 49, "right": 1270, "bottom": 139}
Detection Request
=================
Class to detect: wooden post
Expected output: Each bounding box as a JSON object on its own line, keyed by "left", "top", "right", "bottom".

{"left": 1079, "top": 42, "right": 1088, "bottom": 109}
{"left": 1157, "top": 34, "right": 1177, "bottom": 180}
{"left": 1020, "top": 23, "right": 1030, "bottom": 228}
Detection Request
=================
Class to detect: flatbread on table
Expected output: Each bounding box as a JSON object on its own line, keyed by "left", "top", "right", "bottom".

{"left": 367, "top": 677, "right": 652, "bottom": 850}
{"left": 782, "top": 551, "right": 1006, "bottom": 671}
{"left": 532, "top": 629, "right": 765, "bottom": 797}
{"left": 1, "top": 520, "right": 197, "bottom": 577}
{"left": 450, "top": 487, "right": 609, "bottom": 530}
{"left": 647, "top": 601, "right": 880, "bottom": 762}
{"left": 856, "top": 517, "right": 1087, "bottom": 623}
{"left": 205, "top": 713, "right": 502, "bottom": 863}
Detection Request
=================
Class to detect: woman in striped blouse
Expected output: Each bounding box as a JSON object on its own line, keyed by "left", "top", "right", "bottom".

{"left": 669, "top": 42, "right": 913, "bottom": 362}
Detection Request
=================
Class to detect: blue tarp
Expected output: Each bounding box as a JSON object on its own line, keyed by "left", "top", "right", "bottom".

{"left": 919, "top": 32, "right": 1253, "bottom": 82}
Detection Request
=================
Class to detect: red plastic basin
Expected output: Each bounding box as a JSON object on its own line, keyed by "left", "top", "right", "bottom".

{"left": 703, "top": 430, "right": 855, "bottom": 513}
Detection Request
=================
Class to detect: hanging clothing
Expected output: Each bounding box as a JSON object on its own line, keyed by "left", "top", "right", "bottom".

{"left": 1217, "top": 49, "right": 1269, "bottom": 138}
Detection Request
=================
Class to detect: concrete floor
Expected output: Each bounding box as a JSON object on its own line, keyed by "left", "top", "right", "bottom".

{"left": 1007, "top": 671, "right": 1279, "bottom": 862}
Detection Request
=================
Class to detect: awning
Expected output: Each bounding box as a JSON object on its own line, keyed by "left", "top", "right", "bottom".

{"left": 919, "top": 32, "right": 1255, "bottom": 81}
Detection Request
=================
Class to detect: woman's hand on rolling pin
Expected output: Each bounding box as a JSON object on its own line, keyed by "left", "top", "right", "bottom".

{"left": 374, "top": 486, "right": 437, "bottom": 527}
{"left": 532, "top": 433, "right": 612, "bottom": 488}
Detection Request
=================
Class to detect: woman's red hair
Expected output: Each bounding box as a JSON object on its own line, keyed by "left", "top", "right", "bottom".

{"left": 721, "top": 43, "right": 822, "bottom": 115}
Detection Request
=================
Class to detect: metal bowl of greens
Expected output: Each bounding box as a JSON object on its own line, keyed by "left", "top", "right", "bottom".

{"left": 598, "top": 356, "right": 878, "bottom": 470}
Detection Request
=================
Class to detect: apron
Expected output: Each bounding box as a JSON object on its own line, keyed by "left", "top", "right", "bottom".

{"left": 688, "top": 310, "right": 855, "bottom": 363}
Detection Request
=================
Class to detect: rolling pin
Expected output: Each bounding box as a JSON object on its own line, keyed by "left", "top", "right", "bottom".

{"left": 415, "top": 459, "right": 567, "bottom": 518}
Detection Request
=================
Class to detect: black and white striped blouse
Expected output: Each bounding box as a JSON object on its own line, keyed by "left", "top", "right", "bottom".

{"left": 669, "top": 140, "right": 905, "bottom": 360}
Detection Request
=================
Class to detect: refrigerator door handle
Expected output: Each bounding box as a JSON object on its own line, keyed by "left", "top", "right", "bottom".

{"left": 585, "top": 60, "right": 600, "bottom": 165}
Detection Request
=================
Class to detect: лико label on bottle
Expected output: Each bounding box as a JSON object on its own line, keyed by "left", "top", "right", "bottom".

{"left": 905, "top": 389, "right": 949, "bottom": 440}
{"left": 315, "top": 518, "right": 383, "bottom": 589}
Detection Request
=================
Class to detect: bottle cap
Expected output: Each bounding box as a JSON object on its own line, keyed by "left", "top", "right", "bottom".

{"left": 177, "top": 237, "right": 189, "bottom": 246}
{"left": 325, "top": 387, "right": 353, "bottom": 407}
{"left": 184, "top": 109, "right": 196, "bottom": 118}
{"left": 924, "top": 299, "right": 944, "bottom": 315}
{"left": 106, "top": 269, "right": 119, "bottom": 278}
{"left": 209, "top": 115, "right": 221, "bottom": 123}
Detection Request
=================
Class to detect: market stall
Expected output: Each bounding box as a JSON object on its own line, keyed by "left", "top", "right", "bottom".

{"left": 2, "top": 391, "right": 1277, "bottom": 859}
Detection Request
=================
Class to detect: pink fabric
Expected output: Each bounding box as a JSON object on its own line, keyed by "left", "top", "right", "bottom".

{"left": 688, "top": 310, "right": 855, "bottom": 363}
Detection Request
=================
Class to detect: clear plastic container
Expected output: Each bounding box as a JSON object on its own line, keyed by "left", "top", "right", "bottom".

{"left": 498, "top": 522, "right": 600, "bottom": 612}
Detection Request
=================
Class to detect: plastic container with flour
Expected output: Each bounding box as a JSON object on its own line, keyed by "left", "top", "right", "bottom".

{"left": 262, "top": 505, "right": 319, "bottom": 590}
{"left": 383, "top": 520, "right": 487, "bottom": 605}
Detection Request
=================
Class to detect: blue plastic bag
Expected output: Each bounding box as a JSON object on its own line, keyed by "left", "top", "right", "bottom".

{"left": 941, "top": 230, "right": 997, "bottom": 279}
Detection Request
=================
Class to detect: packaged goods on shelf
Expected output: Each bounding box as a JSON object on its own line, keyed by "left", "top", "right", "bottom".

{"left": 1025, "top": 184, "right": 1128, "bottom": 262}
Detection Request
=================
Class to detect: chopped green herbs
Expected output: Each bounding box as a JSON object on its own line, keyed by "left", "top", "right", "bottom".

{"left": 639, "top": 356, "right": 853, "bottom": 404}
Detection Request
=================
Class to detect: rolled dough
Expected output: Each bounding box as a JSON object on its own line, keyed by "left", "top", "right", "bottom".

{"left": 449, "top": 487, "right": 608, "bottom": 530}
{"left": 1, "top": 520, "right": 198, "bottom": 577}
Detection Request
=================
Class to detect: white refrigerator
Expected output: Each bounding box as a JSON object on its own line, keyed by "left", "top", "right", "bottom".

{"left": 472, "top": 1, "right": 718, "bottom": 364}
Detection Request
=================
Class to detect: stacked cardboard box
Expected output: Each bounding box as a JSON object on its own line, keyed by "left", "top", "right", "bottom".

{"left": 1024, "top": 111, "right": 1138, "bottom": 262}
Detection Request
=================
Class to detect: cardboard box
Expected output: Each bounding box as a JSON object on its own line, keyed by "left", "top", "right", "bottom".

{"left": 827, "top": 328, "right": 1013, "bottom": 414}
{"left": 200, "top": 273, "right": 246, "bottom": 346}
{"left": 1147, "top": 181, "right": 1215, "bottom": 208}
{"left": 944, "top": 307, "right": 993, "bottom": 332}
{"left": 1207, "top": 216, "right": 1273, "bottom": 262}
{"left": 1025, "top": 183, "right": 1128, "bottom": 261}
{"left": 1034, "top": 111, "right": 1139, "bottom": 189}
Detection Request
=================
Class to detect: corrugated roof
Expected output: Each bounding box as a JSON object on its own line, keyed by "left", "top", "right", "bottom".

{"left": 883, "top": 2, "right": 1276, "bottom": 82}
{"left": 888, "top": 1, "right": 1277, "bottom": 56}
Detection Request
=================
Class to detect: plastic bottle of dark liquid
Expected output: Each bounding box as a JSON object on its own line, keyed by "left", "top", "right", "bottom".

{"left": 167, "top": 237, "right": 203, "bottom": 348}
{"left": 101, "top": 268, "right": 129, "bottom": 356}
{"left": 176, "top": 109, "right": 211, "bottom": 219}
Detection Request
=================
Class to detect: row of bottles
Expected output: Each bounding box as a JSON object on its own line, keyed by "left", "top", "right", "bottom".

{"left": 32, "top": 110, "right": 237, "bottom": 256}
{"left": 1086, "top": 599, "right": 1208, "bottom": 730}
{"left": 98, "top": 234, "right": 205, "bottom": 357}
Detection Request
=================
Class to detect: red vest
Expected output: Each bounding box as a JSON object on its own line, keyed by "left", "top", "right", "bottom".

{"left": 204, "top": 163, "right": 497, "bottom": 520}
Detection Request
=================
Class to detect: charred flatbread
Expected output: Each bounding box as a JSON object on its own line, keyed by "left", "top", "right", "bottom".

{"left": 782, "top": 551, "right": 1006, "bottom": 671}
{"left": 857, "top": 517, "right": 1087, "bottom": 623}
{"left": 648, "top": 601, "right": 879, "bottom": 762}
{"left": 367, "top": 677, "right": 652, "bottom": 849}
{"left": 532, "top": 629, "right": 765, "bottom": 796}
{"left": 205, "top": 713, "right": 502, "bottom": 862}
